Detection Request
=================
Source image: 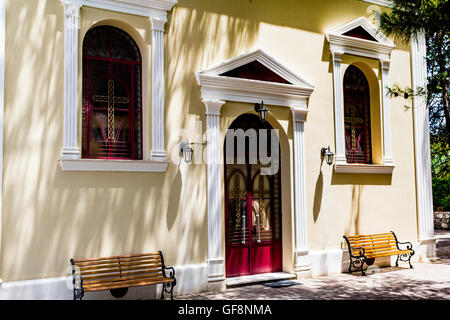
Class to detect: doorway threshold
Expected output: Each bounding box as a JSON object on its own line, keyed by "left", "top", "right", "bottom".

{"left": 226, "top": 272, "right": 296, "bottom": 288}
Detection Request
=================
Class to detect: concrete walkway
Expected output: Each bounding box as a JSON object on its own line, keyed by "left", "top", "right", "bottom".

{"left": 179, "top": 231, "right": 450, "bottom": 300}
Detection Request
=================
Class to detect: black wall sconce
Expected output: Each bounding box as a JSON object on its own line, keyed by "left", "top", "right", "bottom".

{"left": 254, "top": 100, "right": 268, "bottom": 122}
{"left": 321, "top": 146, "right": 335, "bottom": 166}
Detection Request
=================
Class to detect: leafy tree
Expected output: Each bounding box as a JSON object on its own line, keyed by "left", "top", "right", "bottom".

{"left": 377, "top": 0, "right": 450, "bottom": 209}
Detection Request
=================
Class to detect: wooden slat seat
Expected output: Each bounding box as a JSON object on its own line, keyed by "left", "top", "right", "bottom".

{"left": 70, "top": 251, "right": 176, "bottom": 300}
{"left": 343, "top": 231, "right": 415, "bottom": 275}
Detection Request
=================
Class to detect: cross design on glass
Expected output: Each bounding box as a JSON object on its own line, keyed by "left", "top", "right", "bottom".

{"left": 93, "top": 80, "right": 129, "bottom": 141}
{"left": 345, "top": 105, "right": 364, "bottom": 151}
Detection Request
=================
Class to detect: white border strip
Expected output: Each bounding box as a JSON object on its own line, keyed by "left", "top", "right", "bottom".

{"left": 0, "top": 0, "right": 6, "bottom": 283}
{"left": 361, "top": 0, "right": 392, "bottom": 7}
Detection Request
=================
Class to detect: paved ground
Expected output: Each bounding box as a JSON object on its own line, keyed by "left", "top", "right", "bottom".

{"left": 179, "top": 231, "right": 450, "bottom": 300}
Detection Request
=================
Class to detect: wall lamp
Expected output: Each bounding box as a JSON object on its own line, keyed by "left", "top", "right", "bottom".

{"left": 321, "top": 146, "right": 335, "bottom": 166}
{"left": 180, "top": 141, "right": 207, "bottom": 164}
{"left": 254, "top": 100, "right": 268, "bottom": 122}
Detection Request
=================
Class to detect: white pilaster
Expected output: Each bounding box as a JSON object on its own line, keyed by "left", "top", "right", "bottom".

{"left": 149, "top": 17, "right": 168, "bottom": 161}
{"left": 61, "top": 0, "right": 81, "bottom": 160}
{"left": 381, "top": 59, "right": 394, "bottom": 165}
{"left": 0, "top": 0, "right": 5, "bottom": 282}
{"left": 291, "top": 107, "right": 311, "bottom": 278}
{"left": 203, "top": 100, "right": 226, "bottom": 290}
{"left": 331, "top": 51, "right": 346, "bottom": 165}
{"left": 411, "top": 32, "right": 436, "bottom": 260}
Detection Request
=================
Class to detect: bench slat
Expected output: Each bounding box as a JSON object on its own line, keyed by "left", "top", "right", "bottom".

{"left": 74, "top": 252, "right": 161, "bottom": 264}
{"left": 346, "top": 232, "right": 394, "bottom": 238}
{"left": 80, "top": 264, "right": 163, "bottom": 276}
{"left": 347, "top": 236, "right": 396, "bottom": 244}
{"left": 83, "top": 272, "right": 165, "bottom": 285}
{"left": 76, "top": 256, "right": 161, "bottom": 268}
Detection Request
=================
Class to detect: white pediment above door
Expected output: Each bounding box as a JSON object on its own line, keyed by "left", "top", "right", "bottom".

{"left": 326, "top": 17, "right": 395, "bottom": 60}
{"left": 195, "top": 49, "right": 315, "bottom": 108}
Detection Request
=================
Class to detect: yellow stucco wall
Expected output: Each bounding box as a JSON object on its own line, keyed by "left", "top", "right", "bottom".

{"left": 0, "top": 0, "right": 418, "bottom": 282}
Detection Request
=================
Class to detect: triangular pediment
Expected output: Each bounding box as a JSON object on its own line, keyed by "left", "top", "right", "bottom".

{"left": 327, "top": 17, "right": 394, "bottom": 47}
{"left": 196, "top": 49, "right": 314, "bottom": 89}
{"left": 220, "top": 60, "right": 292, "bottom": 84}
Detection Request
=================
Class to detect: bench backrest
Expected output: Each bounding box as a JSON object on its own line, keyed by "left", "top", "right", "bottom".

{"left": 71, "top": 252, "right": 165, "bottom": 289}
{"left": 344, "top": 232, "right": 398, "bottom": 256}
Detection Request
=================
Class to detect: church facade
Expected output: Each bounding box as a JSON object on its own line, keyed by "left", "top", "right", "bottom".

{"left": 0, "top": 0, "right": 437, "bottom": 299}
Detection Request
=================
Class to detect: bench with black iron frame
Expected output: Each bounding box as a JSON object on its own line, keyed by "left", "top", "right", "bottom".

{"left": 343, "top": 231, "right": 415, "bottom": 276}
{"left": 70, "top": 251, "right": 176, "bottom": 300}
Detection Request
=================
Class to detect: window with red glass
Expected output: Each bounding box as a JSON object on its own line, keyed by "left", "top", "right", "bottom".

{"left": 82, "top": 26, "right": 142, "bottom": 160}
{"left": 343, "top": 65, "right": 372, "bottom": 164}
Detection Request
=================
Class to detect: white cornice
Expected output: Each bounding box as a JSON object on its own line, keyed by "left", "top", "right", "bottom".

{"left": 360, "top": 0, "right": 392, "bottom": 7}
{"left": 62, "top": 0, "right": 177, "bottom": 19}
{"left": 327, "top": 17, "right": 395, "bottom": 60}
{"left": 196, "top": 49, "right": 315, "bottom": 109}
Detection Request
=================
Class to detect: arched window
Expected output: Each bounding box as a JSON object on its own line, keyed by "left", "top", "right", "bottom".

{"left": 343, "top": 65, "right": 372, "bottom": 164}
{"left": 82, "top": 26, "right": 142, "bottom": 160}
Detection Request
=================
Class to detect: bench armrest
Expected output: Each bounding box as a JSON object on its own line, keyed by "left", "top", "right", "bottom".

{"left": 349, "top": 246, "right": 366, "bottom": 258}
{"left": 162, "top": 265, "right": 176, "bottom": 279}
{"left": 397, "top": 241, "right": 413, "bottom": 251}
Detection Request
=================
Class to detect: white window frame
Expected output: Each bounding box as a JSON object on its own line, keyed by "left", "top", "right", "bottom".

{"left": 59, "top": 0, "right": 176, "bottom": 172}
{"left": 326, "top": 17, "right": 395, "bottom": 174}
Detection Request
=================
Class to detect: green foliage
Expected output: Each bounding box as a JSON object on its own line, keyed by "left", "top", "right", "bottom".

{"left": 432, "top": 176, "right": 450, "bottom": 211}
{"left": 378, "top": 0, "right": 450, "bottom": 210}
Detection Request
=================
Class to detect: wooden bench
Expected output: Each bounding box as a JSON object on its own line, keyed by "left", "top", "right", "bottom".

{"left": 343, "top": 231, "right": 415, "bottom": 275}
{"left": 70, "top": 251, "right": 176, "bottom": 300}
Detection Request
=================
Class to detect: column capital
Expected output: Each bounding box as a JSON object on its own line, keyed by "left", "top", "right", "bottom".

{"left": 150, "top": 16, "right": 167, "bottom": 32}
{"left": 380, "top": 59, "right": 391, "bottom": 71}
{"left": 203, "top": 100, "right": 226, "bottom": 116}
{"left": 331, "top": 50, "right": 344, "bottom": 62}
{"left": 291, "top": 107, "right": 308, "bottom": 122}
{"left": 61, "top": 0, "right": 82, "bottom": 16}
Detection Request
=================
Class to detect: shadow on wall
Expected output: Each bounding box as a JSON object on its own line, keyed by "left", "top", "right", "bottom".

{"left": 313, "top": 162, "right": 324, "bottom": 223}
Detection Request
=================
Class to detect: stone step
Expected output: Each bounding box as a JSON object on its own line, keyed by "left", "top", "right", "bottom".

{"left": 226, "top": 272, "right": 296, "bottom": 288}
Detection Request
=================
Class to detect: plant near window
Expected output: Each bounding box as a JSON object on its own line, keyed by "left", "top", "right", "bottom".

{"left": 378, "top": 0, "right": 450, "bottom": 184}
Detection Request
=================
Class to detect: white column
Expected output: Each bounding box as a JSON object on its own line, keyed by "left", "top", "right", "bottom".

{"left": 291, "top": 107, "right": 311, "bottom": 277}
{"left": 203, "top": 100, "right": 226, "bottom": 290}
{"left": 0, "top": 0, "right": 5, "bottom": 283}
{"left": 150, "top": 17, "right": 168, "bottom": 161}
{"left": 411, "top": 32, "right": 436, "bottom": 260}
{"left": 380, "top": 59, "right": 394, "bottom": 165}
{"left": 331, "top": 51, "right": 346, "bottom": 165}
{"left": 61, "top": 1, "right": 81, "bottom": 160}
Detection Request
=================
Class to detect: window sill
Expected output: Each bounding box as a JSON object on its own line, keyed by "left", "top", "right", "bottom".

{"left": 60, "top": 158, "right": 169, "bottom": 172}
{"left": 334, "top": 163, "right": 394, "bottom": 174}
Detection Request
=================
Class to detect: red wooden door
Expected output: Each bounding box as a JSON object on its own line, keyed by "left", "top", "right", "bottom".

{"left": 224, "top": 114, "right": 282, "bottom": 278}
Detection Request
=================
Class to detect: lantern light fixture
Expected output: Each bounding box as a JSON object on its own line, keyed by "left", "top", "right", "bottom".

{"left": 180, "top": 141, "right": 194, "bottom": 164}
{"left": 180, "top": 141, "right": 207, "bottom": 164}
{"left": 321, "top": 146, "right": 335, "bottom": 166}
{"left": 254, "top": 100, "right": 268, "bottom": 122}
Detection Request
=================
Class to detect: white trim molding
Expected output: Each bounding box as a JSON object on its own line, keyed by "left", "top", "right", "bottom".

{"left": 327, "top": 17, "right": 396, "bottom": 171}
{"left": 59, "top": 0, "right": 177, "bottom": 170}
{"left": 327, "top": 17, "right": 395, "bottom": 61}
{"left": 360, "top": 0, "right": 392, "bottom": 7}
{"left": 196, "top": 49, "right": 314, "bottom": 108}
{"left": 334, "top": 163, "right": 394, "bottom": 174}
{"left": 197, "top": 50, "right": 315, "bottom": 282}
{"left": 0, "top": 0, "right": 5, "bottom": 282}
{"left": 411, "top": 32, "right": 436, "bottom": 260}
{"left": 60, "top": 158, "right": 168, "bottom": 172}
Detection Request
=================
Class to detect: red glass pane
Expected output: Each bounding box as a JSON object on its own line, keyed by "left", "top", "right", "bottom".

{"left": 82, "top": 26, "right": 142, "bottom": 160}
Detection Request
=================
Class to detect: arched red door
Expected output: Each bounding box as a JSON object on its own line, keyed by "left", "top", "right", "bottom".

{"left": 224, "top": 114, "right": 282, "bottom": 277}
